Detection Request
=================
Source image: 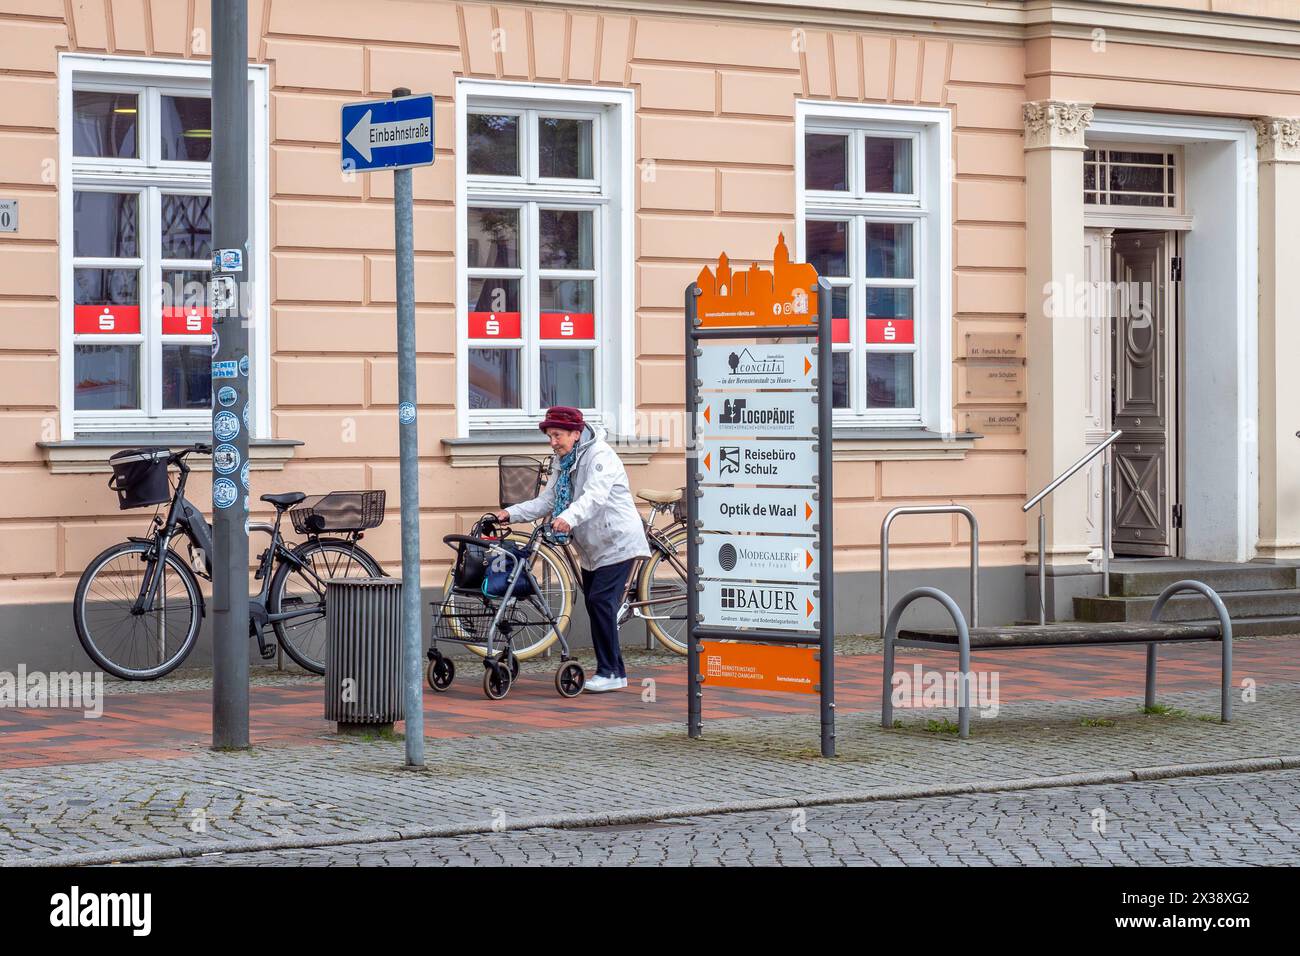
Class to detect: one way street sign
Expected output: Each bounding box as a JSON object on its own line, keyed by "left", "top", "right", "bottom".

{"left": 341, "top": 94, "right": 434, "bottom": 172}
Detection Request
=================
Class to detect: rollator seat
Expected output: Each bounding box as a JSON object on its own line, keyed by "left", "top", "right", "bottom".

{"left": 637, "top": 488, "right": 682, "bottom": 505}
{"left": 260, "top": 491, "right": 307, "bottom": 509}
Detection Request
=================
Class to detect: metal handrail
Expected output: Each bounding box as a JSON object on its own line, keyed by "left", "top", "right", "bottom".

{"left": 1023, "top": 430, "right": 1122, "bottom": 512}
{"left": 881, "top": 506, "right": 979, "bottom": 636}
{"left": 1023, "top": 429, "right": 1122, "bottom": 624}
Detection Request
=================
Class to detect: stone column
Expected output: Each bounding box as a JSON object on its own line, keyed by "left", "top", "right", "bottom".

{"left": 1254, "top": 117, "right": 1300, "bottom": 562}
{"left": 1023, "top": 100, "right": 1094, "bottom": 618}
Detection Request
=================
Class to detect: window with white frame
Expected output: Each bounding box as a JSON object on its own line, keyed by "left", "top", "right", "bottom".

{"left": 457, "top": 81, "right": 633, "bottom": 434}
{"left": 1084, "top": 144, "right": 1183, "bottom": 211}
{"left": 797, "top": 103, "right": 952, "bottom": 431}
{"left": 60, "top": 55, "right": 268, "bottom": 438}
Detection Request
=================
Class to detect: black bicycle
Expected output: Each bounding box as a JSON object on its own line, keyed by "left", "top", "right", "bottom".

{"left": 72, "top": 442, "right": 385, "bottom": 679}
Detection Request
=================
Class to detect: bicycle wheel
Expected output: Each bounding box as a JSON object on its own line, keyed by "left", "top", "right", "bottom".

{"left": 637, "top": 527, "right": 690, "bottom": 655}
{"left": 269, "top": 537, "right": 383, "bottom": 674}
{"left": 73, "top": 541, "right": 202, "bottom": 680}
{"left": 447, "top": 534, "right": 574, "bottom": 660}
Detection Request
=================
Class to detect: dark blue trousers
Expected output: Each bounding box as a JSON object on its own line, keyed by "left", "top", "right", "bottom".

{"left": 580, "top": 559, "right": 635, "bottom": 679}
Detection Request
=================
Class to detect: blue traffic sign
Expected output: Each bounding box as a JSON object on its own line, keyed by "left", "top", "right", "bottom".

{"left": 341, "top": 93, "right": 434, "bottom": 172}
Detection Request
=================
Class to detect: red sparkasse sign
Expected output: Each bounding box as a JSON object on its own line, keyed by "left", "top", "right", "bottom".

{"left": 468, "top": 311, "right": 521, "bottom": 339}
{"left": 540, "top": 311, "right": 594, "bottom": 340}
{"left": 74, "top": 305, "right": 141, "bottom": 334}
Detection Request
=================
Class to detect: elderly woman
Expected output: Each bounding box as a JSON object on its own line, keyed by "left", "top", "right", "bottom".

{"left": 496, "top": 406, "right": 650, "bottom": 692}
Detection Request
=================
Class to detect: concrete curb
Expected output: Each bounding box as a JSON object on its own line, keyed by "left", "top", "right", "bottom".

{"left": 13, "top": 753, "right": 1300, "bottom": 868}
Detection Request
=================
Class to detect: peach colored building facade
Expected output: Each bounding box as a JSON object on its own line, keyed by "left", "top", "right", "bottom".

{"left": 2, "top": 0, "right": 1300, "bottom": 668}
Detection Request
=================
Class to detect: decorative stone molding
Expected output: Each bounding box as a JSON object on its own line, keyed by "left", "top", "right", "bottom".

{"left": 1023, "top": 100, "right": 1094, "bottom": 150}
{"left": 1253, "top": 117, "right": 1300, "bottom": 163}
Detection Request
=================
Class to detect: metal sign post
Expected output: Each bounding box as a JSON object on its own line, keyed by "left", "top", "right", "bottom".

{"left": 340, "top": 88, "right": 434, "bottom": 768}
{"left": 685, "top": 251, "right": 835, "bottom": 757}
{"left": 211, "top": 0, "right": 250, "bottom": 750}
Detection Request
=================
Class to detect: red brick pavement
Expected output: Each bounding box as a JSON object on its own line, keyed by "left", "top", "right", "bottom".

{"left": 2, "top": 639, "right": 1297, "bottom": 769}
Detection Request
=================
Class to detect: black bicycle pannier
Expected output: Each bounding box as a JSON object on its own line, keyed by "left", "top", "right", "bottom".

{"left": 107, "top": 447, "right": 171, "bottom": 510}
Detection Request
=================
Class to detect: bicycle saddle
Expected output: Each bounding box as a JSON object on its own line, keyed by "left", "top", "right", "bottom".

{"left": 636, "top": 488, "right": 681, "bottom": 504}
{"left": 260, "top": 491, "right": 307, "bottom": 509}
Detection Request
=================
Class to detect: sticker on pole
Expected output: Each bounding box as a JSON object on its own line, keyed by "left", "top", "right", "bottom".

{"left": 698, "top": 392, "right": 817, "bottom": 437}
{"left": 698, "top": 344, "right": 815, "bottom": 391}
{"left": 341, "top": 94, "right": 435, "bottom": 172}
{"left": 696, "top": 439, "right": 817, "bottom": 487}
{"left": 699, "top": 580, "right": 819, "bottom": 632}
{"left": 212, "top": 478, "right": 238, "bottom": 510}
{"left": 699, "top": 534, "right": 818, "bottom": 584}
{"left": 697, "top": 486, "right": 817, "bottom": 535}
{"left": 212, "top": 248, "right": 243, "bottom": 273}
{"left": 213, "top": 410, "right": 240, "bottom": 442}
{"left": 212, "top": 361, "right": 238, "bottom": 380}
{"left": 700, "top": 641, "right": 819, "bottom": 695}
{"left": 398, "top": 402, "right": 416, "bottom": 425}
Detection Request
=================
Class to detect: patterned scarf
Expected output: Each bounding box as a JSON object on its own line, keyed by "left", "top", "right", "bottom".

{"left": 550, "top": 447, "right": 578, "bottom": 541}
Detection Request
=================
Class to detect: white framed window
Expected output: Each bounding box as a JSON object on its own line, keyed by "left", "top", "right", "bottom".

{"left": 796, "top": 102, "right": 952, "bottom": 432}
{"left": 1085, "top": 143, "right": 1184, "bottom": 212}
{"left": 58, "top": 54, "right": 270, "bottom": 439}
{"left": 455, "top": 79, "right": 634, "bottom": 436}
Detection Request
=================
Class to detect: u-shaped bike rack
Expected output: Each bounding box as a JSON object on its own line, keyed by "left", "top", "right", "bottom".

{"left": 881, "top": 586, "right": 974, "bottom": 739}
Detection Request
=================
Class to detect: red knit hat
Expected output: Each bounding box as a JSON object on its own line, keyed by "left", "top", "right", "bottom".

{"left": 538, "top": 405, "right": 585, "bottom": 433}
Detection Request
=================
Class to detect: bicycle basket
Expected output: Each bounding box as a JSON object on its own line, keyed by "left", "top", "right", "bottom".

{"left": 107, "top": 447, "right": 171, "bottom": 510}
{"left": 498, "top": 455, "right": 547, "bottom": 509}
{"left": 289, "top": 490, "right": 385, "bottom": 536}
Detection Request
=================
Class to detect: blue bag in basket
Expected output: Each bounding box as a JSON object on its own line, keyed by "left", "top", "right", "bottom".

{"left": 481, "top": 542, "right": 535, "bottom": 599}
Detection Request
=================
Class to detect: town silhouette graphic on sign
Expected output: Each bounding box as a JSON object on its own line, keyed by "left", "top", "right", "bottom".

{"left": 695, "top": 233, "right": 819, "bottom": 327}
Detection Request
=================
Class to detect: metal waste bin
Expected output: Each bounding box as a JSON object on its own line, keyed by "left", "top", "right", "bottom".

{"left": 324, "top": 577, "right": 405, "bottom": 734}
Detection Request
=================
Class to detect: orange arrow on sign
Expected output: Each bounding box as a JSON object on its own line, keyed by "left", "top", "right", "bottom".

{"left": 804, "top": 356, "right": 812, "bottom": 375}
{"left": 805, "top": 550, "right": 814, "bottom": 569}
{"left": 703, "top": 405, "right": 711, "bottom": 423}
{"left": 806, "top": 598, "right": 815, "bottom": 616}
{"left": 804, "top": 501, "right": 813, "bottom": 520}
{"left": 704, "top": 452, "right": 712, "bottom": 470}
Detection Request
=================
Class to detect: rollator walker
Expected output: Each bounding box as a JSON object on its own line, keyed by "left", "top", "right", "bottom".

{"left": 426, "top": 514, "right": 585, "bottom": 700}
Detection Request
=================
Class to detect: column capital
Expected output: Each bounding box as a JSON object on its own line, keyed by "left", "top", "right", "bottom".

{"left": 1254, "top": 117, "right": 1300, "bottom": 163}
{"left": 1023, "top": 100, "right": 1094, "bottom": 151}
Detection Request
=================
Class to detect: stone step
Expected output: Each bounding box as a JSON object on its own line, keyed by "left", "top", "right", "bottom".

{"left": 1075, "top": 588, "right": 1300, "bottom": 623}
{"left": 1107, "top": 564, "right": 1298, "bottom": 597}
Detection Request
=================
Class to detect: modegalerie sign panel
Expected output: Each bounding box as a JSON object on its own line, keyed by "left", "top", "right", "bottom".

{"left": 696, "top": 439, "right": 818, "bottom": 487}
{"left": 697, "top": 486, "right": 818, "bottom": 536}
{"left": 698, "top": 344, "right": 816, "bottom": 391}
{"left": 699, "top": 580, "right": 820, "bottom": 631}
{"left": 697, "top": 392, "right": 818, "bottom": 437}
{"left": 700, "top": 534, "right": 819, "bottom": 584}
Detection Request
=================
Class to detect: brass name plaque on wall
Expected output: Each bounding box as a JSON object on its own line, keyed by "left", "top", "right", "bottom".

{"left": 965, "top": 366, "right": 1024, "bottom": 399}
{"left": 965, "top": 332, "right": 1023, "bottom": 360}
{"left": 967, "top": 411, "right": 1022, "bottom": 433}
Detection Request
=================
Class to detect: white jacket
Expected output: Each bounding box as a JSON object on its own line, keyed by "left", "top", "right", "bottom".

{"left": 506, "top": 425, "right": 651, "bottom": 572}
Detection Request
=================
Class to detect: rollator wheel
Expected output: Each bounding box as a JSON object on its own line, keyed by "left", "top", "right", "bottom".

{"left": 555, "top": 661, "right": 585, "bottom": 698}
{"left": 501, "top": 649, "right": 520, "bottom": 682}
{"left": 426, "top": 654, "right": 455, "bottom": 692}
{"left": 483, "top": 661, "right": 512, "bottom": 700}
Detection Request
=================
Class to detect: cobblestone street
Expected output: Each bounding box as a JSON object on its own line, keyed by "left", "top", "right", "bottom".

{"left": 139, "top": 768, "right": 1300, "bottom": 866}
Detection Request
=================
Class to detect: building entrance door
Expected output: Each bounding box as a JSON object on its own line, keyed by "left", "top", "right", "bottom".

{"left": 1110, "top": 231, "right": 1179, "bottom": 556}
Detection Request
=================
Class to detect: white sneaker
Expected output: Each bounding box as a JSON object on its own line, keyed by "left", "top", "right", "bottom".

{"left": 585, "top": 674, "right": 622, "bottom": 693}
{"left": 613, "top": 676, "right": 628, "bottom": 689}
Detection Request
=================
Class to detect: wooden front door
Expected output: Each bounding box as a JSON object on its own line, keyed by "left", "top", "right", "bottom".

{"left": 1110, "top": 231, "right": 1176, "bottom": 556}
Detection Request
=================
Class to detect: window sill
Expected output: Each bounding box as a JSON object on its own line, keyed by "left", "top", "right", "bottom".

{"left": 830, "top": 429, "right": 980, "bottom": 461}
{"left": 443, "top": 431, "right": 662, "bottom": 468}
{"left": 38, "top": 436, "right": 303, "bottom": 475}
